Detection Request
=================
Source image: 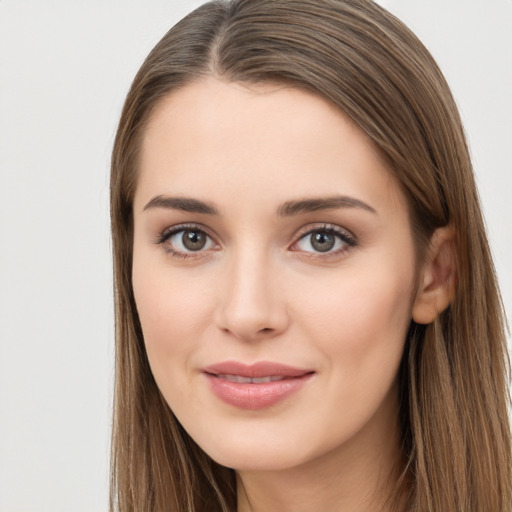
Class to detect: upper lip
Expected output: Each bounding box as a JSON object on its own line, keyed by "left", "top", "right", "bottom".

{"left": 202, "top": 361, "right": 313, "bottom": 378}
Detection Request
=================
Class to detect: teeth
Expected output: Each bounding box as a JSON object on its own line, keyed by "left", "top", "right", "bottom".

{"left": 252, "top": 376, "right": 283, "bottom": 383}
{"left": 251, "top": 377, "right": 272, "bottom": 383}
{"left": 217, "top": 374, "right": 285, "bottom": 383}
{"left": 228, "top": 375, "right": 252, "bottom": 384}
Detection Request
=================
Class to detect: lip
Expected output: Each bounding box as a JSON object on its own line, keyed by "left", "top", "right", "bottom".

{"left": 202, "top": 361, "right": 314, "bottom": 410}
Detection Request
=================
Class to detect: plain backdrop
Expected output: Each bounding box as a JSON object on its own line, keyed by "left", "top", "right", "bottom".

{"left": 0, "top": 1, "right": 510, "bottom": 511}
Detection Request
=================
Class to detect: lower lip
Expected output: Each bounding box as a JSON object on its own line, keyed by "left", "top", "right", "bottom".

{"left": 204, "top": 373, "right": 313, "bottom": 410}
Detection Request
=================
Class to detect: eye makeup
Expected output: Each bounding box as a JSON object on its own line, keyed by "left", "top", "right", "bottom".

{"left": 154, "top": 221, "right": 358, "bottom": 261}
{"left": 290, "top": 223, "right": 358, "bottom": 260}
{"left": 155, "top": 223, "right": 218, "bottom": 259}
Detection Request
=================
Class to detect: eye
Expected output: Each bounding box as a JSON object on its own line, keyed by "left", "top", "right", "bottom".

{"left": 157, "top": 225, "right": 217, "bottom": 257}
{"left": 293, "top": 226, "right": 356, "bottom": 255}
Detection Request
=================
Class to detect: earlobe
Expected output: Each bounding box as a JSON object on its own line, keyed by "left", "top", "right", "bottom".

{"left": 412, "top": 226, "right": 456, "bottom": 325}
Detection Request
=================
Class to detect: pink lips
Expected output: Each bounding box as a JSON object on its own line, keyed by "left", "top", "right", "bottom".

{"left": 202, "top": 361, "right": 314, "bottom": 410}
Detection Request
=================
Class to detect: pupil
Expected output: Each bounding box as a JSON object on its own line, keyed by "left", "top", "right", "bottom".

{"left": 311, "top": 232, "right": 335, "bottom": 252}
{"left": 182, "top": 230, "right": 206, "bottom": 251}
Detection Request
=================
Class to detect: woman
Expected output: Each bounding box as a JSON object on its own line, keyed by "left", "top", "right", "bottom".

{"left": 109, "top": 0, "right": 511, "bottom": 510}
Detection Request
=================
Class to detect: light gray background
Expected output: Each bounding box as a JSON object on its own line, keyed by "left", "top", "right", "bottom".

{"left": 0, "top": 1, "right": 510, "bottom": 511}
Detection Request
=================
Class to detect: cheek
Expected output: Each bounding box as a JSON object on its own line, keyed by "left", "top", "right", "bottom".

{"left": 284, "top": 261, "right": 415, "bottom": 449}
{"left": 294, "top": 257, "right": 415, "bottom": 374}
{"left": 131, "top": 253, "right": 215, "bottom": 374}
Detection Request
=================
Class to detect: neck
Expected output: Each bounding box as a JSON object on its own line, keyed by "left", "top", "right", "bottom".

{"left": 236, "top": 387, "right": 406, "bottom": 512}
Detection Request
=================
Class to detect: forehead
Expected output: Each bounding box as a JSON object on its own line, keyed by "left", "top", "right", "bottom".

{"left": 135, "top": 77, "right": 407, "bottom": 219}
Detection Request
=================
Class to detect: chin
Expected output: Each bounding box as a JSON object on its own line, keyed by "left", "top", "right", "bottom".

{"left": 185, "top": 418, "right": 336, "bottom": 473}
{"left": 206, "top": 443, "right": 309, "bottom": 473}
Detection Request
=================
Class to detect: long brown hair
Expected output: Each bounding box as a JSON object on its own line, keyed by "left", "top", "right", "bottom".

{"left": 110, "top": 1, "right": 511, "bottom": 510}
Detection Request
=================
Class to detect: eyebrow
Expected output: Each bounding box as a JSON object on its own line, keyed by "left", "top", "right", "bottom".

{"left": 143, "top": 195, "right": 219, "bottom": 215}
{"left": 277, "top": 195, "right": 377, "bottom": 216}
{"left": 142, "top": 194, "right": 377, "bottom": 216}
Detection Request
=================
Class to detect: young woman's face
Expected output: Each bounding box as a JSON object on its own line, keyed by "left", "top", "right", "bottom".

{"left": 132, "top": 77, "right": 417, "bottom": 472}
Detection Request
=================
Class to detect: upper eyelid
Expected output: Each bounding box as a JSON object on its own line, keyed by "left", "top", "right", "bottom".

{"left": 289, "top": 223, "right": 357, "bottom": 254}
{"left": 159, "top": 222, "right": 215, "bottom": 238}
{"left": 155, "top": 223, "right": 220, "bottom": 251}
{"left": 156, "top": 224, "right": 219, "bottom": 260}
{"left": 156, "top": 222, "right": 356, "bottom": 249}
{"left": 293, "top": 223, "right": 355, "bottom": 240}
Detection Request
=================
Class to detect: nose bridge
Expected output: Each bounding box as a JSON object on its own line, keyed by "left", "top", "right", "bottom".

{"left": 217, "top": 240, "right": 288, "bottom": 340}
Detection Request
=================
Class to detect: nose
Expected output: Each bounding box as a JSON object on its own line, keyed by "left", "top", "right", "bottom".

{"left": 215, "top": 249, "right": 290, "bottom": 342}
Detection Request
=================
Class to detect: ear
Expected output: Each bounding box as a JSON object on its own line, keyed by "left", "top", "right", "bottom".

{"left": 412, "top": 226, "right": 456, "bottom": 325}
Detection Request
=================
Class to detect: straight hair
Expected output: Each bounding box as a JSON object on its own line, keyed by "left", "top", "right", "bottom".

{"left": 110, "top": 1, "right": 511, "bottom": 510}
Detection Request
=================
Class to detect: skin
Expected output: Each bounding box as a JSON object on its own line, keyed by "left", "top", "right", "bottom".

{"left": 132, "top": 77, "right": 452, "bottom": 511}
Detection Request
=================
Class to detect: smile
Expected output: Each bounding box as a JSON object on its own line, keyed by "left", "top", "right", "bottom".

{"left": 202, "top": 361, "right": 314, "bottom": 410}
{"left": 215, "top": 374, "right": 288, "bottom": 383}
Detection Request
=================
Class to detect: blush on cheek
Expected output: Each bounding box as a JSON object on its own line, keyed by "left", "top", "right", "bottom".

{"left": 134, "top": 270, "right": 215, "bottom": 368}
{"left": 302, "top": 270, "right": 413, "bottom": 368}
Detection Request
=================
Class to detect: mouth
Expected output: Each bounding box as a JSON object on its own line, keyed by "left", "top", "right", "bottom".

{"left": 212, "top": 374, "right": 292, "bottom": 384}
{"left": 202, "top": 361, "right": 315, "bottom": 410}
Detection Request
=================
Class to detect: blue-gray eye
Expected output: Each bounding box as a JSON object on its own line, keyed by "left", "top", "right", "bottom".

{"left": 310, "top": 232, "right": 336, "bottom": 252}
{"left": 182, "top": 230, "right": 207, "bottom": 251}
{"left": 167, "top": 229, "right": 215, "bottom": 253}
{"left": 295, "top": 229, "right": 349, "bottom": 253}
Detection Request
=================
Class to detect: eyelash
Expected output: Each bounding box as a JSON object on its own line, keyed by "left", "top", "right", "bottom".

{"left": 291, "top": 224, "right": 357, "bottom": 258}
{"left": 155, "top": 223, "right": 358, "bottom": 260}
{"left": 155, "top": 223, "right": 217, "bottom": 259}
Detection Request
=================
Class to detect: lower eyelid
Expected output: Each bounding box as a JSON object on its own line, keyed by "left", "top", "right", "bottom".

{"left": 153, "top": 224, "right": 217, "bottom": 258}
{"left": 155, "top": 223, "right": 356, "bottom": 258}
